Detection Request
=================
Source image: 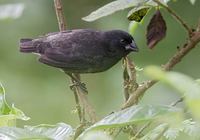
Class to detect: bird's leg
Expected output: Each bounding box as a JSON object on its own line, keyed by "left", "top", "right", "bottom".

{"left": 66, "top": 73, "right": 88, "bottom": 93}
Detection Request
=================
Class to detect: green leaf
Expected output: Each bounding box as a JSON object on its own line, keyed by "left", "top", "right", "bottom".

{"left": 189, "top": 0, "right": 196, "bottom": 4}
{"left": 0, "top": 3, "right": 24, "bottom": 20}
{"left": 162, "top": 119, "right": 200, "bottom": 139}
{"left": 0, "top": 83, "right": 10, "bottom": 115}
{"left": 0, "top": 115, "right": 16, "bottom": 127}
{"left": 127, "top": 5, "right": 150, "bottom": 22}
{"left": 141, "top": 123, "right": 169, "bottom": 140}
{"left": 0, "top": 83, "right": 29, "bottom": 126}
{"left": 0, "top": 123, "right": 74, "bottom": 140}
{"left": 145, "top": 66, "right": 200, "bottom": 120}
{"left": 82, "top": 0, "right": 172, "bottom": 22}
{"left": 81, "top": 131, "right": 113, "bottom": 140}
{"left": 196, "top": 79, "right": 200, "bottom": 84}
{"left": 140, "top": 119, "right": 200, "bottom": 140}
{"left": 82, "top": 0, "right": 151, "bottom": 22}
{"left": 163, "top": 128, "right": 180, "bottom": 140}
{"left": 181, "top": 119, "right": 200, "bottom": 138}
{"left": 78, "top": 105, "right": 181, "bottom": 139}
{"left": 82, "top": 0, "right": 173, "bottom": 22}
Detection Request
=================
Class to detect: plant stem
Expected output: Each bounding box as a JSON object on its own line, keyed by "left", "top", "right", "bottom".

{"left": 53, "top": 0, "right": 97, "bottom": 123}
{"left": 54, "top": 0, "right": 83, "bottom": 122}
{"left": 54, "top": 0, "right": 66, "bottom": 31}
{"left": 123, "top": 58, "right": 130, "bottom": 101}
{"left": 70, "top": 78, "right": 82, "bottom": 122}
{"left": 170, "top": 96, "right": 184, "bottom": 106}
{"left": 153, "top": 0, "right": 192, "bottom": 35}
{"left": 126, "top": 57, "right": 138, "bottom": 90}
{"left": 123, "top": 57, "right": 138, "bottom": 101}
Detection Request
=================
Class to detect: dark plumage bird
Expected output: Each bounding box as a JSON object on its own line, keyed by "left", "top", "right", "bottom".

{"left": 20, "top": 29, "right": 138, "bottom": 73}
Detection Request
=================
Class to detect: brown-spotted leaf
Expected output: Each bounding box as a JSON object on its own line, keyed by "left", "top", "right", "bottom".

{"left": 146, "top": 10, "right": 167, "bottom": 49}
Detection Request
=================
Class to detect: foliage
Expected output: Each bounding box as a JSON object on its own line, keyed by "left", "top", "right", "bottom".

{"left": 0, "top": 83, "right": 29, "bottom": 127}
{"left": 0, "top": 123, "right": 74, "bottom": 140}
{"left": 82, "top": 0, "right": 157, "bottom": 22}
{"left": 145, "top": 66, "right": 200, "bottom": 120}
{"left": 143, "top": 66, "right": 200, "bottom": 139}
{"left": 78, "top": 105, "right": 182, "bottom": 139}
{"left": 83, "top": 0, "right": 196, "bottom": 22}
{"left": 1, "top": 75, "right": 200, "bottom": 139}
{"left": 0, "top": 0, "right": 200, "bottom": 140}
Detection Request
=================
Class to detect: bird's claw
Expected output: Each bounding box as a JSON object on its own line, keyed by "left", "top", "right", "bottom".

{"left": 69, "top": 82, "right": 88, "bottom": 93}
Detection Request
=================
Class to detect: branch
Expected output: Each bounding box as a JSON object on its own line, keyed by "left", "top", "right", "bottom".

{"left": 170, "top": 96, "right": 184, "bottom": 106}
{"left": 123, "top": 57, "right": 138, "bottom": 101}
{"left": 122, "top": 29, "right": 200, "bottom": 109}
{"left": 54, "top": 0, "right": 66, "bottom": 31}
{"left": 153, "top": 0, "right": 192, "bottom": 35}
{"left": 163, "top": 31, "right": 200, "bottom": 71}
{"left": 53, "top": 0, "right": 97, "bottom": 123}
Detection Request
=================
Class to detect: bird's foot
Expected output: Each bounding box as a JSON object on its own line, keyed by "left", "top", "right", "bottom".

{"left": 69, "top": 82, "right": 88, "bottom": 94}
{"left": 65, "top": 72, "right": 88, "bottom": 93}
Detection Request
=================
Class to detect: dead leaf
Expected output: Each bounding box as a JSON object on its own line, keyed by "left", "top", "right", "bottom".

{"left": 146, "top": 10, "right": 167, "bottom": 49}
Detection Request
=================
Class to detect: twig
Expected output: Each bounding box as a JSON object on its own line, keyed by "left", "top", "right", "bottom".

{"left": 153, "top": 0, "right": 192, "bottom": 35}
{"left": 70, "top": 78, "right": 82, "bottom": 122}
{"left": 126, "top": 57, "right": 138, "bottom": 90}
{"left": 163, "top": 31, "right": 200, "bottom": 71}
{"left": 53, "top": 0, "right": 97, "bottom": 123}
{"left": 122, "top": 80, "right": 156, "bottom": 109}
{"left": 131, "top": 122, "right": 151, "bottom": 140}
{"left": 122, "top": 29, "right": 200, "bottom": 109}
{"left": 123, "top": 58, "right": 131, "bottom": 101}
{"left": 54, "top": 0, "right": 66, "bottom": 31}
{"left": 170, "top": 96, "right": 184, "bottom": 106}
{"left": 54, "top": 0, "right": 83, "bottom": 122}
{"left": 123, "top": 57, "right": 138, "bottom": 101}
{"left": 75, "top": 84, "right": 97, "bottom": 123}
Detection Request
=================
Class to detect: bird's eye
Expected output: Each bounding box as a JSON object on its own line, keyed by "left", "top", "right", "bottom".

{"left": 120, "top": 39, "right": 126, "bottom": 43}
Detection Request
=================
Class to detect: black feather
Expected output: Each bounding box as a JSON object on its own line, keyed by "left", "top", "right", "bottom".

{"left": 19, "top": 38, "right": 35, "bottom": 53}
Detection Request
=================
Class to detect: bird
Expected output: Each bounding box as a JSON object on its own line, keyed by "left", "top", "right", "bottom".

{"left": 20, "top": 29, "right": 138, "bottom": 91}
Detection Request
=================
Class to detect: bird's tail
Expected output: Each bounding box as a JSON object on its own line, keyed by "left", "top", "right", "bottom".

{"left": 20, "top": 38, "right": 36, "bottom": 53}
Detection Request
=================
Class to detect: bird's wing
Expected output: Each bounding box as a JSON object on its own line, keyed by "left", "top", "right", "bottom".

{"left": 39, "top": 47, "right": 103, "bottom": 73}
{"left": 38, "top": 29, "right": 108, "bottom": 73}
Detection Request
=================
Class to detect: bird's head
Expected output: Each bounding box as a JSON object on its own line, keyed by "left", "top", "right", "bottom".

{"left": 103, "top": 30, "right": 139, "bottom": 54}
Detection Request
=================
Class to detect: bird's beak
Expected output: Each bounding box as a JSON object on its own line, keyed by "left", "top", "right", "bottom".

{"left": 125, "top": 41, "right": 139, "bottom": 52}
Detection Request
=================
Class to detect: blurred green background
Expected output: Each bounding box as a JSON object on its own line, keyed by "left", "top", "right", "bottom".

{"left": 0, "top": 0, "right": 199, "bottom": 129}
